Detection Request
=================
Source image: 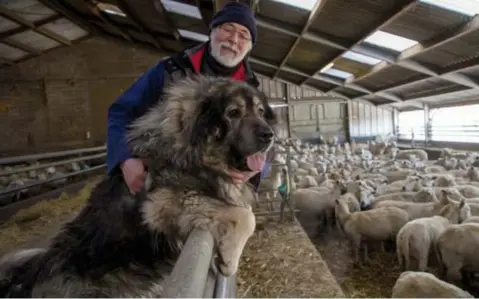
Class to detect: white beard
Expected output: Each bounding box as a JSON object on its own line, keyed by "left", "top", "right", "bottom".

{"left": 210, "top": 42, "right": 248, "bottom": 67}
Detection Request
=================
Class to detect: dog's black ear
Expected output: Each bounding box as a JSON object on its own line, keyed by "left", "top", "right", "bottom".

{"left": 259, "top": 91, "right": 278, "bottom": 126}
{"left": 184, "top": 94, "right": 227, "bottom": 146}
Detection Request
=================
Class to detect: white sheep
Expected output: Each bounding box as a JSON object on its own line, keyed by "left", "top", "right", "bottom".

{"left": 335, "top": 191, "right": 360, "bottom": 232}
{"left": 391, "top": 271, "right": 473, "bottom": 298}
{"left": 372, "top": 190, "right": 450, "bottom": 220}
{"left": 293, "top": 180, "right": 345, "bottom": 232}
{"left": 396, "top": 196, "right": 470, "bottom": 271}
{"left": 435, "top": 222, "right": 479, "bottom": 286}
{"left": 335, "top": 198, "right": 409, "bottom": 264}
{"left": 395, "top": 149, "right": 428, "bottom": 161}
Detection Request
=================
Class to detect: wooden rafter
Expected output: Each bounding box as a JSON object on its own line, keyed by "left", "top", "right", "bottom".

{"left": 0, "top": 4, "right": 71, "bottom": 45}
{"left": 152, "top": 0, "right": 180, "bottom": 40}
{"left": 115, "top": 0, "right": 165, "bottom": 49}
{"left": 272, "top": 0, "right": 327, "bottom": 79}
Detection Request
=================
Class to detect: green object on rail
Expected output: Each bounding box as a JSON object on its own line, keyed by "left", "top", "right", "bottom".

{"left": 278, "top": 183, "right": 287, "bottom": 194}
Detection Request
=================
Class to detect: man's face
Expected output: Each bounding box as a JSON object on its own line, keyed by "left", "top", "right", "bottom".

{"left": 210, "top": 22, "right": 253, "bottom": 67}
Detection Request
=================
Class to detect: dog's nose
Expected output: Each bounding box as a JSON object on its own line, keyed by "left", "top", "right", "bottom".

{"left": 257, "top": 128, "right": 274, "bottom": 143}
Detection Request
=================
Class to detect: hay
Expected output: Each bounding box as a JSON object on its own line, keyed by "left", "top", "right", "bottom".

{"left": 236, "top": 217, "right": 344, "bottom": 298}
{"left": 312, "top": 230, "right": 433, "bottom": 298}
{"left": 0, "top": 178, "right": 100, "bottom": 255}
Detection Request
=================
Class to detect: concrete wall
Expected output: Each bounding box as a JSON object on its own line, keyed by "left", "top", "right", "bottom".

{"left": 348, "top": 100, "right": 394, "bottom": 142}
{"left": 0, "top": 37, "right": 167, "bottom": 156}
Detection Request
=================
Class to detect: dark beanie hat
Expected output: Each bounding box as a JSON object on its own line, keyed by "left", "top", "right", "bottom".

{"left": 210, "top": 2, "right": 257, "bottom": 44}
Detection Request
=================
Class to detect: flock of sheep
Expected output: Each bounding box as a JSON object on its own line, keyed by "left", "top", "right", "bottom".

{"left": 0, "top": 161, "right": 90, "bottom": 206}
{"left": 260, "top": 136, "right": 479, "bottom": 298}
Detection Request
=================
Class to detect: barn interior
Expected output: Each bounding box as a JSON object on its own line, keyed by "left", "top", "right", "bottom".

{"left": 2, "top": 0, "right": 479, "bottom": 298}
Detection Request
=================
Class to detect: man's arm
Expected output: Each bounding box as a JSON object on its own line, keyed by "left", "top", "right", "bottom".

{"left": 106, "top": 61, "right": 167, "bottom": 174}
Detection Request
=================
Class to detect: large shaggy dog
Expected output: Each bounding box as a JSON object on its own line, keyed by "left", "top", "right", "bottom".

{"left": 0, "top": 75, "right": 277, "bottom": 297}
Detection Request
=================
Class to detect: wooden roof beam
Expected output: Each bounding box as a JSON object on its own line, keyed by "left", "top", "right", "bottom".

{"left": 152, "top": 0, "right": 180, "bottom": 40}
{"left": 196, "top": 0, "right": 214, "bottom": 27}
{"left": 38, "top": 0, "right": 104, "bottom": 35}
{"left": 250, "top": 55, "right": 405, "bottom": 107}
{"left": 272, "top": 0, "right": 327, "bottom": 80}
{"left": 300, "top": 0, "right": 418, "bottom": 86}
{"left": 116, "top": 0, "right": 165, "bottom": 49}
{"left": 0, "top": 4, "right": 71, "bottom": 46}
{"left": 1, "top": 38, "right": 41, "bottom": 55}
{"left": 85, "top": 0, "right": 134, "bottom": 42}
{"left": 340, "top": 14, "right": 479, "bottom": 109}
{"left": 0, "top": 14, "right": 62, "bottom": 40}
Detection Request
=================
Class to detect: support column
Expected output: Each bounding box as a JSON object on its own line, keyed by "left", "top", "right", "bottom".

{"left": 392, "top": 108, "right": 399, "bottom": 137}
{"left": 284, "top": 83, "right": 292, "bottom": 138}
{"left": 424, "top": 103, "right": 431, "bottom": 146}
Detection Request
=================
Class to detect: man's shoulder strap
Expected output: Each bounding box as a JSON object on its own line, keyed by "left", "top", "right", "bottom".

{"left": 162, "top": 52, "right": 193, "bottom": 85}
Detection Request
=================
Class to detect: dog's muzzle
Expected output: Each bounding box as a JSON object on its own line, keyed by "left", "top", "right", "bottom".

{"left": 256, "top": 126, "right": 274, "bottom": 148}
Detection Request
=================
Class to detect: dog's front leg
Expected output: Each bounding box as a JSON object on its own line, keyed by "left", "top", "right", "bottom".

{"left": 213, "top": 206, "right": 256, "bottom": 277}
{"left": 178, "top": 204, "right": 256, "bottom": 278}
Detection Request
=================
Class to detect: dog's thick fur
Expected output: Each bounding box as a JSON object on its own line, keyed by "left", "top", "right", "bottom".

{"left": 0, "top": 75, "right": 277, "bottom": 297}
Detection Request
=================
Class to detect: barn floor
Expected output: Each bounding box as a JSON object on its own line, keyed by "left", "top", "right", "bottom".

{"left": 298, "top": 217, "right": 479, "bottom": 298}
{"left": 304, "top": 224, "right": 402, "bottom": 298}
{"left": 0, "top": 180, "right": 98, "bottom": 255}
{"left": 236, "top": 215, "right": 345, "bottom": 298}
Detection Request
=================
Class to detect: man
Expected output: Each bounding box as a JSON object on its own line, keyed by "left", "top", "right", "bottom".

{"left": 106, "top": 2, "right": 271, "bottom": 195}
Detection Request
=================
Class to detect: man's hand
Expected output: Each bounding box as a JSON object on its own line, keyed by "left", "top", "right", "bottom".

{"left": 120, "top": 158, "right": 146, "bottom": 195}
{"left": 228, "top": 168, "right": 259, "bottom": 185}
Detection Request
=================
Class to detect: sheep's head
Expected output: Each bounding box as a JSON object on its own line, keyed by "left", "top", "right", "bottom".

{"left": 439, "top": 195, "right": 471, "bottom": 224}
{"left": 358, "top": 187, "right": 374, "bottom": 210}
{"left": 402, "top": 176, "right": 421, "bottom": 192}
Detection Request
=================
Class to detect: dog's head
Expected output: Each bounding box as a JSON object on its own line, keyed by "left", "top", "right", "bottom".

{"left": 126, "top": 75, "right": 278, "bottom": 174}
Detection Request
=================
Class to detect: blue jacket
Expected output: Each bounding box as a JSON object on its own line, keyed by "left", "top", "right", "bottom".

{"left": 106, "top": 43, "right": 269, "bottom": 188}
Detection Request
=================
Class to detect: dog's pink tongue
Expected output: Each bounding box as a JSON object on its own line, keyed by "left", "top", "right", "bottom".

{"left": 246, "top": 152, "right": 267, "bottom": 172}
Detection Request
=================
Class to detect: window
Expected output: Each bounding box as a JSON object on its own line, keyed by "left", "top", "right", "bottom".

{"left": 420, "top": 0, "right": 479, "bottom": 17}
{"left": 322, "top": 68, "right": 353, "bottom": 79}
{"left": 270, "top": 0, "right": 318, "bottom": 11}
{"left": 178, "top": 29, "right": 209, "bottom": 42}
{"left": 97, "top": 3, "right": 126, "bottom": 17}
{"left": 430, "top": 104, "right": 479, "bottom": 143}
{"left": 398, "top": 110, "right": 425, "bottom": 141}
{"left": 161, "top": 0, "right": 202, "bottom": 19}
{"left": 364, "top": 30, "right": 418, "bottom": 52}
{"left": 342, "top": 51, "right": 382, "bottom": 65}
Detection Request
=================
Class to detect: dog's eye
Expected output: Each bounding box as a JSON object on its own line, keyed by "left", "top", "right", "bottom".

{"left": 258, "top": 108, "right": 265, "bottom": 115}
{"left": 227, "top": 109, "right": 241, "bottom": 118}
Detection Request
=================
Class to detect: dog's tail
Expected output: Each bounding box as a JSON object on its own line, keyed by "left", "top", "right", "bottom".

{"left": 0, "top": 248, "right": 46, "bottom": 297}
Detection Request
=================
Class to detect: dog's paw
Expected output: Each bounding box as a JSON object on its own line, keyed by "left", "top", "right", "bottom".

{"left": 216, "top": 253, "right": 238, "bottom": 277}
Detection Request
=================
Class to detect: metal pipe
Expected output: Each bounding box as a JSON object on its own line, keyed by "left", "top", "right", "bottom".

{"left": 214, "top": 274, "right": 233, "bottom": 298}
{"left": 0, "top": 164, "right": 106, "bottom": 196}
{"left": 0, "top": 145, "right": 106, "bottom": 165}
{"left": 163, "top": 228, "right": 215, "bottom": 298}
{"left": 0, "top": 153, "right": 106, "bottom": 176}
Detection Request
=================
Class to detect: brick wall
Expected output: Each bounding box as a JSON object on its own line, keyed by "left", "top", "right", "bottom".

{"left": 0, "top": 37, "right": 169, "bottom": 156}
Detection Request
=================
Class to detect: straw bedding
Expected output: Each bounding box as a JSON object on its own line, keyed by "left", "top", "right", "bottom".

{"left": 0, "top": 178, "right": 100, "bottom": 255}
{"left": 236, "top": 215, "right": 344, "bottom": 298}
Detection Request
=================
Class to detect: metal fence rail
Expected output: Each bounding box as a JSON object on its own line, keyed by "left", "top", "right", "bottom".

{"left": 0, "top": 145, "right": 106, "bottom": 165}
{"left": 163, "top": 228, "right": 236, "bottom": 298}
{"left": 0, "top": 164, "right": 106, "bottom": 197}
